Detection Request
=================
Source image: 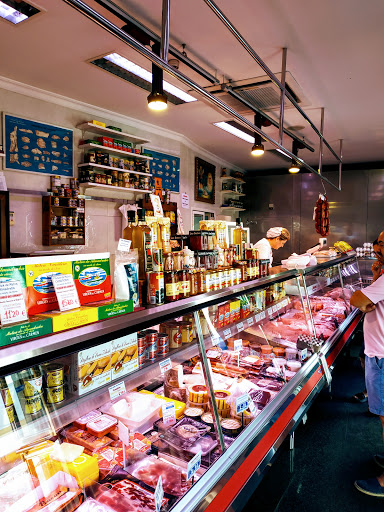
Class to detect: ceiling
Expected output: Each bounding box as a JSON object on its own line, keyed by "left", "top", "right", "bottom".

{"left": 0, "top": 0, "right": 383, "bottom": 174}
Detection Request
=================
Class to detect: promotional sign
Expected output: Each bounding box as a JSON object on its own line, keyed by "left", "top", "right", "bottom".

{"left": 159, "top": 358, "right": 172, "bottom": 374}
{"left": 109, "top": 381, "right": 126, "bottom": 401}
{"left": 187, "top": 451, "right": 201, "bottom": 481}
{"left": 51, "top": 274, "right": 80, "bottom": 312}
{"left": 0, "top": 280, "right": 28, "bottom": 325}
{"left": 236, "top": 393, "right": 249, "bottom": 414}
{"left": 162, "top": 402, "right": 176, "bottom": 426}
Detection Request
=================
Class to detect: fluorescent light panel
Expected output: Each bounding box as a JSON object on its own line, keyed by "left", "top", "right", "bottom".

{"left": 214, "top": 121, "right": 254, "bottom": 143}
{"left": 0, "top": 0, "right": 39, "bottom": 24}
{"left": 104, "top": 53, "right": 196, "bottom": 103}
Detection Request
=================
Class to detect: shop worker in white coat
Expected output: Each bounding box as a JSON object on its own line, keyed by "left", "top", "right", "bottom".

{"left": 253, "top": 227, "right": 291, "bottom": 264}
{"left": 351, "top": 230, "right": 384, "bottom": 497}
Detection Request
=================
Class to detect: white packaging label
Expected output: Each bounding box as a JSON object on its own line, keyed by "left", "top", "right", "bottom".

{"left": 233, "top": 339, "right": 243, "bottom": 352}
{"left": 181, "top": 192, "right": 189, "bottom": 209}
{"left": 211, "top": 333, "right": 220, "bottom": 346}
{"left": 159, "top": 358, "right": 172, "bottom": 374}
{"left": 109, "top": 380, "right": 126, "bottom": 401}
{"left": 155, "top": 476, "right": 164, "bottom": 512}
{"left": 260, "top": 311, "right": 266, "bottom": 320}
{"left": 118, "top": 420, "right": 130, "bottom": 446}
{"left": 117, "top": 238, "right": 131, "bottom": 252}
{"left": 248, "top": 394, "right": 257, "bottom": 415}
{"left": 237, "top": 321, "right": 244, "bottom": 333}
{"left": 223, "top": 328, "right": 232, "bottom": 339}
{"left": 187, "top": 451, "right": 201, "bottom": 481}
{"left": 247, "top": 317, "right": 254, "bottom": 327}
{"left": 236, "top": 393, "right": 249, "bottom": 414}
{"left": 0, "top": 280, "right": 28, "bottom": 325}
{"left": 206, "top": 349, "right": 219, "bottom": 358}
{"left": 300, "top": 348, "right": 308, "bottom": 361}
{"left": 51, "top": 274, "right": 80, "bottom": 311}
{"left": 162, "top": 402, "right": 176, "bottom": 426}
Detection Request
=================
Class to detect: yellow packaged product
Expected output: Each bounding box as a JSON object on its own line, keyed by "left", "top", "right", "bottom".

{"left": 49, "top": 451, "right": 99, "bottom": 488}
{"left": 139, "top": 390, "right": 186, "bottom": 418}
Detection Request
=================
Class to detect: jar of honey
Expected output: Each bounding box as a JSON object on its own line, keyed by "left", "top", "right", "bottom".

{"left": 165, "top": 271, "right": 179, "bottom": 302}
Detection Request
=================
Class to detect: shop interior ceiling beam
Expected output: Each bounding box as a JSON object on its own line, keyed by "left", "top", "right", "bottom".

{"left": 319, "top": 107, "right": 324, "bottom": 175}
{"left": 94, "top": 0, "right": 219, "bottom": 84}
{"left": 279, "top": 47, "right": 287, "bottom": 146}
{"left": 160, "top": 0, "right": 170, "bottom": 62}
{"left": 202, "top": 0, "right": 343, "bottom": 166}
{"left": 63, "top": 0, "right": 342, "bottom": 191}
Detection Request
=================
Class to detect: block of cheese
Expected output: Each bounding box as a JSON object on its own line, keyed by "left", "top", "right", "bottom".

{"left": 50, "top": 443, "right": 84, "bottom": 463}
{"left": 49, "top": 452, "right": 99, "bottom": 488}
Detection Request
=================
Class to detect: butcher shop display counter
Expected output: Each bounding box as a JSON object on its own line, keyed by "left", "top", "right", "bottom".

{"left": 0, "top": 255, "right": 362, "bottom": 512}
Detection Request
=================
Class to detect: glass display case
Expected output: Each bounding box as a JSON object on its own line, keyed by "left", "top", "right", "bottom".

{"left": 0, "top": 255, "right": 362, "bottom": 512}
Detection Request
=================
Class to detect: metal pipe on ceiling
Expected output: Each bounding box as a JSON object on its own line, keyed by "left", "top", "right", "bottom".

{"left": 338, "top": 139, "right": 343, "bottom": 190}
{"left": 160, "top": 0, "right": 170, "bottom": 62}
{"left": 94, "top": 0, "right": 220, "bottom": 84}
{"left": 62, "top": 0, "right": 341, "bottom": 190}
{"left": 202, "top": 0, "right": 343, "bottom": 165}
{"left": 279, "top": 47, "right": 287, "bottom": 146}
{"left": 319, "top": 107, "right": 324, "bottom": 175}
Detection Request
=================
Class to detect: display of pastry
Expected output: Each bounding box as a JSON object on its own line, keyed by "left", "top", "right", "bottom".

{"left": 220, "top": 418, "right": 242, "bottom": 436}
{"left": 188, "top": 384, "right": 208, "bottom": 403}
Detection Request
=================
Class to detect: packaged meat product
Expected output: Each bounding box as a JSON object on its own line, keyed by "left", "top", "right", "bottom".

{"left": 76, "top": 498, "right": 112, "bottom": 512}
{"left": 108, "top": 427, "right": 119, "bottom": 441}
{"left": 97, "top": 487, "right": 153, "bottom": 512}
{"left": 86, "top": 415, "right": 117, "bottom": 438}
{"left": 63, "top": 426, "right": 113, "bottom": 453}
{"left": 74, "top": 410, "right": 102, "bottom": 429}
{"left": 127, "top": 455, "right": 191, "bottom": 496}
{"left": 0, "top": 462, "right": 37, "bottom": 512}
{"left": 249, "top": 389, "right": 271, "bottom": 408}
{"left": 168, "top": 417, "right": 210, "bottom": 445}
{"left": 112, "top": 478, "right": 168, "bottom": 512}
{"left": 94, "top": 446, "right": 124, "bottom": 478}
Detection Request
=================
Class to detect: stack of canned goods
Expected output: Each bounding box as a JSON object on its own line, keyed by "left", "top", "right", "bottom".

{"left": 0, "top": 377, "right": 16, "bottom": 429}
{"left": 42, "top": 363, "right": 64, "bottom": 406}
{"left": 137, "top": 330, "right": 170, "bottom": 367}
{"left": 21, "top": 367, "right": 43, "bottom": 417}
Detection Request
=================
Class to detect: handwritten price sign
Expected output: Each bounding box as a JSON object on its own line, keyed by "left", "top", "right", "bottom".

{"left": 51, "top": 274, "right": 80, "bottom": 312}
{"left": 0, "top": 280, "right": 28, "bottom": 325}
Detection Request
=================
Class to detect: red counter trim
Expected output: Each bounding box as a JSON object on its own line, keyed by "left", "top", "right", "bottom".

{"left": 204, "top": 313, "right": 362, "bottom": 512}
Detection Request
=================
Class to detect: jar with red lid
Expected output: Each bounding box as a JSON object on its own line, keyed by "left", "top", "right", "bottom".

{"left": 165, "top": 271, "right": 179, "bottom": 302}
{"left": 178, "top": 270, "right": 190, "bottom": 298}
{"left": 259, "top": 259, "right": 270, "bottom": 277}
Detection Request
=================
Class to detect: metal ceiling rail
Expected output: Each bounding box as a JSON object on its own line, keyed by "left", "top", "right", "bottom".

{"left": 203, "top": 0, "right": 342, "bottom": 165}
{"left": 94, "top": 0, "right": 220, "bottom": 84}
{"left": 62, "top": 0, "right": 341, "bottom": 191}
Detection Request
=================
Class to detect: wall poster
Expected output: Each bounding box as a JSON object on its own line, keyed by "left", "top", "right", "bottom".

{"left": 195, "top": 157, "right": 215, "bottom": 204}
{"left": 3, "top": 113, "right": 73, "bottom": 177}
{"left": 144, "top": 148, "right": 180, "bottom": 193}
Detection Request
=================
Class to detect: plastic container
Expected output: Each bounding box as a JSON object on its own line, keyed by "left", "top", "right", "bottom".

{"left": 86, "top": 414, "right": 118, "bottom": 438}
{"left": 287, "top": 361, "right": 302, "bottom": 372}
{"left": 273, "top": 347, "right": 285, "bottom": 357}
{"left": 285, "top": 348, "right": 298, "bottom": 360}
{"left": 261, "top": 345, "right": 273, "bottom": 358}
{"left": 74, "top": 410, "right": 102, "bottom": 429}
{"left": 63, "top": 426, "right": 113, "bottom": 453}
{"left": 49, "top": 452, "right": 99, "bottom": 488}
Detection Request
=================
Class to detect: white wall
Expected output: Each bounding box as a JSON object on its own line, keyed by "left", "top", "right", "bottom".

{"left": 0, "top": 76, "right": 240, "bottom": 260}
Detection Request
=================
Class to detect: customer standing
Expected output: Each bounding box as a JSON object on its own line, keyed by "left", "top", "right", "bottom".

{"left": 351, "top": 231, "right": 384, "bottom": 496}
{"left": 253, "top": 227, "right": 290, "bottom": 264}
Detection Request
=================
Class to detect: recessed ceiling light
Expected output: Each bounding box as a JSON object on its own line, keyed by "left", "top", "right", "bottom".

{"left": 104, "top": 53, "right": 196, "bottom": 104}
{"left": 0, "top": 0, "right": 39, "bottom": 24}
{"left": 214, "top": 121, "right": 254, "bottom": 143}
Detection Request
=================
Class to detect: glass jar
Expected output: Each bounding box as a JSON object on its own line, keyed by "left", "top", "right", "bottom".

{"left": 178, "top": 270, "right": 190, "bottom": 298}
{"left": 165, "top": 271, "right": 179, "bottom": 302}
{"left": 164, "top": 252, "right": 175, "bottom": 271}
{"left": 259, "top": 259, "right": 270, "bottom": 277}
{"left": 246, "top": 260, "right": 253, "bottom": 281}
{"left": 179, "top": 321, "right": 193, "bottom": 344}
{"left": 190, "top": 269, "right": 199, "bottom": 296}
{"left": 254, "top": 259, "right": 259, "bottom": 278}
{"left": 189, "top": 231, "right": 208, "bottom": 251}
{"left": 198, "top": 268, "right": 206, "bottom": 294}
{"left": 207, "top": 231, "right": 215, "bottom": 250}
{"left": 234, "top": 261, "right": 247, "bottom": 282}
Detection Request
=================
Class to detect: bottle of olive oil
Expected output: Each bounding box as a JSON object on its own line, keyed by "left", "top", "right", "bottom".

{"left": 131, "top": 209, "right": 153, "bottom": 279}
{"left": 233, "top": 217, "right": 246, "bottom": 259}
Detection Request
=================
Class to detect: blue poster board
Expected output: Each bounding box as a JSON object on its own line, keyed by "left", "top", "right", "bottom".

{"left": 144, "top": 149, "right": 180, "bottom": 193}
{"left": 3, "top": 114, "right": 73, "bottom": 177}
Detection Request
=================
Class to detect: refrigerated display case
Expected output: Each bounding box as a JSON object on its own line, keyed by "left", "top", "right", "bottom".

{"left": 0, "top": 254, "right": 362, "bottom": 512}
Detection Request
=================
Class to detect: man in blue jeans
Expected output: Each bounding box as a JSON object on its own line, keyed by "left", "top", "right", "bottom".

{"left": 351, "top": 231, "right": 384, "bottom": 496}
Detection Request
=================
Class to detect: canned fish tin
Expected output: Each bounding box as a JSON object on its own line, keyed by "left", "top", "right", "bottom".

{"left": 152, "top": 249, "right": 164, "bottom": 271}
{"left": 42, "top": 363, "right": 64, "bottom": 387}
{"left": 22, "top": 369, "right": 42, "bottom": 397}
{"left": 46, "top": 385, "right": 64, "bottom": 404}
{"left": 5, "top": 404, "right": 15, "bottom": 424}
{"left": 157, "top": 333, "right": 169, "bottom": 355}
{"left": 53, "top": 197, "right": 60, "bottom": 206}
{"left": 180, "top": 321, "right": 193, "bottom": 344}
{"left": 60, "top": 216, "right": 67, "bottom": 227}
{"left": 0, "top": 385, "right": 13, "bottom": 407}
{"left": 25, "top": 394, "right": 42, "bottom": 414}
{"left": 147, "top": 272, "right": 165, "bottom": 305}
{"left": 166, "top": 322, "right": 182, "bottom": 349}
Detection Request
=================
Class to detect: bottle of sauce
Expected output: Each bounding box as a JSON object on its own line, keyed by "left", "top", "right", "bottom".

{"left": 122, "top": 210, "right": 136, "bottom": 241}
{"left": 131, "top": 208, "right": 152, "bottom": 280}
{"left": 165, "top": 271, "right": 179, "bottom": 302}
{"left": 178, "top": 270, "right": 191, "bottom": 298}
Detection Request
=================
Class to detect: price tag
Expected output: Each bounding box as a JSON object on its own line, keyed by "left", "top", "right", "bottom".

{"left": 211, "top": 333, "right": 220, "bottom": 346}
{"left": 233, "top": 338, "right": 243, "bottom": 352}
{"left": 223, "top": 328, "right": 232, "bottom": 340}
{"left": 282, "top": 298, "right": 289, "bottom": 307}
{"left": 109, "top": 381, "right": 126, "bottom": 401}
{"left": 117, "top": 238, "right": 131, "bottom": 252}
{"left": 260, "top": 311, "right": 266, "bottom": 320}
{"left": 247, "top": 317, "right": 254, "bottom": 327}
{"left": 247, "top": 394, "right": 257, "bottom": 415}
{"left": 162, "top": 402, "right": 176, "bottom": 426}
{"left": 272, "top": 305, "right": 278, "bottom": 313}
{"left": 77, "top": 207, "right": 85, "bottom": 214}
{"left": 255, "top": 313, "right": 260, "bottom": 322}
{"left": 267, "top": 308, "right": 273, "bottom": 317}
{"left": 0, "top": 280, "right": 28, "bottom": 325}
{"left": 118, "top": 420, "right": 130, "bottom": 446}
{"left": 51, "top": 274, "right": 80, "bottom": 312}
{"left": 300, "top": 348, "right": 308, "bottom": 361}
{"left": 236, "top": 393, "right": 249, "bottom": 414}
{"left": 206, "top": 349, "right": 219, "bottom": 358}
{"left": 187, "top": 451, "right": 201, "bottom": 481}
{"left": 319, "top": 353, "right": 332, "bottom": 386}
{"left": 159, "top": 358, "right": 172, "bottom": 374}
{"left": 155, "top": 476, "right": 164, "bottom": 512}
{"left": 237, "top": 322, "right": 244, "bottom": 333}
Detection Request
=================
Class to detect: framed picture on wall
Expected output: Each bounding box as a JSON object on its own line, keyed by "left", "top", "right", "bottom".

{"left": 3, "top": 113, "right": 73, "bottom": 177}
{"left": 195, "top": 157, "right": 215, "bottom": 204}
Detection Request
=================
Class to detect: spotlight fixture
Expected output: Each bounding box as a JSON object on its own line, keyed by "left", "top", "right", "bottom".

{"left": 147, "top": 43, "right": 168, "bottom": 111}
{"left": 251, "top": 113, "right": 264, "bottom": 156}
{"left": 288, "top": 160, "right": 300, "bottom": 173}
{"left": 288, "top": 140, "right": 304, "bottom": 173}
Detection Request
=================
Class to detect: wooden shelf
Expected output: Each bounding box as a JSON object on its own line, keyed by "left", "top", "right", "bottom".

{"left": 79, "top": 182, "right": 151, "bottom": 194}
{"left": 78, "top": 162, "right": 152, "bottom": 177}
{"left": 79, "top": 143, "right": 153, "bottom": 160}
{"left": 221, "top": 176, "right": 246, "bottom": 183}
{"left": 49, "top": 238, "right": 85, "bottom": 245}
{"left": 77, "top": 122, "right": 150, "bottom": 145}
{"left": 221, "top": 206, "right": 246, "bottom": 211}
{"left": 221, "top": 190, "right": 246, "bottom": 196}
{"left": 42, "top": 196, "right": 85, "bottom": 246}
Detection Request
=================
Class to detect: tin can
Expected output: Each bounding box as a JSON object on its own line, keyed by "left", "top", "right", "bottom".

{"left": 25, "top": 394, "right": 42, "bottom": 414}
{"left": 152, "top": 249, "right": 163, "bottom": 272}
{"left": 22, "top": 369, "right": 42, "bottom": 397}
{"left": 145, "top": 330, "right": 158, "bottom": 360}
{"left": 165, "top": 321, "right": 182, "bottom": 349}
{"left": 157, "top": 333, "right": 169, "bottom": 355}
{"left": 46, "top": 385, "right": 64, "bottom": 404}
{"left": 51, "top": 175, "right": 61, "bottom": 188}
{"left": 59, "top": 216, "right": 67, "bottom": 227}
{"left": 53, "top": 197, "right": 60, "bottom": 206}
{"left": 137, "top": 332, "right": 147, "bottom": 349}
{"left": 65, "top": 188, "right": 72, "bottom": 198}
{"left": 42, "top": 363, "right": 64, "bottom": 387}
{"left": 180, "top": 321, "right": 193, "bottom": 344}
{"left": 0, "top": 379, "right": 13, "bottom": 407}
{"left": 147, "top": 272, "right": 165, "bottom": 305}
{"left": 67, "top": 217, "right": 74, "bottom": 227}
{"left": 70, "top": 178, "right": 79, "bottom": 189}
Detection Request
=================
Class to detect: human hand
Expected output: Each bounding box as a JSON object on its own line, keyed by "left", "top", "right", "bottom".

{"left": 362, "top": 302, "right": 376, "bottom": 313}
{"left": 372, "top": 261, "right": 383, "bottom": 281}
